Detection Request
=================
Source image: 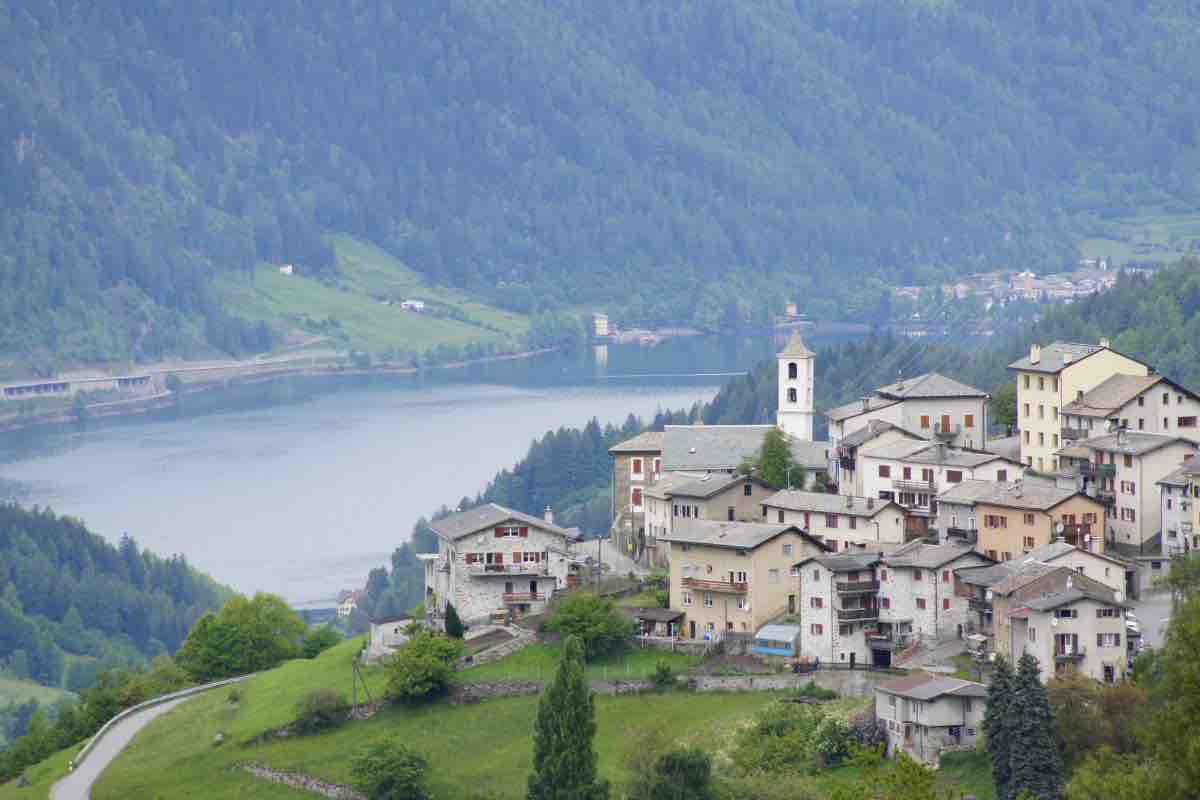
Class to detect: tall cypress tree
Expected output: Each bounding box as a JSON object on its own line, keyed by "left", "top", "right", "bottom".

{"left": 443, "top": 602, "right": 465, "bottom": 639}
{"left": 982, "top": 656, "right": 1014, "bottom": 800}
{"left": 527, "top": 635, "right": 609, "bottom": 800}
{"left": 1008, "top": 653, "right": 1063, "bottom": 800}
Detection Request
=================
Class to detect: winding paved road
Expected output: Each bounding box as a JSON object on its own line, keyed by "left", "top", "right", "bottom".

{"left": 50, "top": 697, "right": 191, "bottom": 800}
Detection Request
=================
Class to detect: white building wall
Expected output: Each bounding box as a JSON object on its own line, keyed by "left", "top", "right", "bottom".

{"left": 892, "top": 397, "right": 989, "bottom": 450}
{"left": 764, "top": 504, "right": 907, "bottom": 551}
{"left": 779, "top": 352, "right": 815, "bottom": 442}
{"left": 1013, "top": 599, "right": 1127, "bottom": 684}
{"left": 879, "top": 554, "right": 987, "bottom": 643}
{"left": 1160, "top": 483, "right": 1194, "bottom": 556}
{"left": 1103, "top": 442, "right": 1198, "bottom": 547}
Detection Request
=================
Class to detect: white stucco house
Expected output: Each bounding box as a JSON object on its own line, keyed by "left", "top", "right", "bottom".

{"left": 420, "top": 503, "right": 578, "bottom": 624}
{"left": 875, "top": 674, "right": 987, "bottom": 766}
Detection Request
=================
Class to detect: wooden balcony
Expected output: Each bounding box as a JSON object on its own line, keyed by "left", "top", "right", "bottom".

{"left": 836, "top": 579, "right": 880, "bottom": 594}
{"left": 1061, "top": 426, "right": 1089, "bottom": 441}
{"left": 892, "top": 479, "right": 937, "bottom": 494}
{"left": 466, "top": 561, "right": 549, "bottom": 576}
{"left": 682, "top": 577, "right": 748, "bottom": 594}
{"left": 968, "top": 597, "right": 992, "bottom": 613}
{"left": 837, "top": 607, "right": 879, "bottom": 622}
{"left": 502, "top": 592, "right": 545, "bottom": 603}
{"left": 1054, "top": 646, "right": 1086, "bottom": 662}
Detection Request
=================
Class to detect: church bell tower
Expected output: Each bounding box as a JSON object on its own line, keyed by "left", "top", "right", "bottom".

{"left": 777, "top": 330, "right": 815, "bottom": 441}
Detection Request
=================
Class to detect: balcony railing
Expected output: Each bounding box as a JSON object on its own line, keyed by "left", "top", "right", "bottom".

{"left": 837, "top": 607, "right": 879, "bottom": 622}
{"left": 1095, "top": 464, "right": 1116, "bottom": 479}
{"left": 945, "top": 527, "right": 978, "bottom": 544}
{"left": 682, "top": 577, "right": 749, "bottom": 593}
{"left": 1060, "top": 523, "right": 1093, "bottom": 547}
{"left": 1054, "top": 646, "right": 1086, "bottom": 662}
{"left": 892, "top": 479, "right": 937, "bottom": 494}
{"left": 968, "top": 597, "right": 992, "bottom": 613}
{"left": 865, "top": 631, "right": 911, "bottom": 650}
{"left": 836, "top": 579, "right": 881, "bottom": 594}
{"left": 466, "top": 561, "right": 549, "bottom": 576}
{"left": 1097, "top": 490, "right": 1116, "bottom": 507}
{"left": 1061, "top": 426, "right": 1089, "bottom": 441}
{"left": 502, "top": 592, "right": 545, "bottom": 603}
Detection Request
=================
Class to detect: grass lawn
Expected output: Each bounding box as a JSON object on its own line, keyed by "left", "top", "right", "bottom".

{"left": 0, "top": 747, "right": 79, "bottom": 800}
{"left": 216, "top": 234, "right": 528, "bottom": 356}
{"left": 1079, "top": 209, "right": 1200, "bottom": 267}
{"left": 614, "top": 590, "right": 661, "bottom": 607}
{"left": 456, "top": 642, "right": 700, "bottom": 683}
{"left": 0, "top": 678, "right": 74, "bottom": 708}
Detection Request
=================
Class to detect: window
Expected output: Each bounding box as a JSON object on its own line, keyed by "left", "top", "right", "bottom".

{"left": 769, "top": 569, "right": 780, "bottom": 584}
{"left": 826, "top": 514, "right": 839, "bottom": 528}
{"left": 1138, "top": 418, "right": 1145, "bottom": 430}
{"left": 653, "top": 458, "right": 661, "bottom": 475}
{"left": 788, "top": 362, "right": 798, "bottom": 379}
{"left": 1002, "top": 551, "right": 1012, "bottom": 561}
{"left": 997, "top": 469, "right": 1007, "bottom": 482}
{"left": 1029, "top": 627, "right": 1037, "bottom": 642}
{"left": 810, "top": 624, "right": 824, "bottom": 636}
{"left": 1054, "top": 608, "right": 1077, "bottom": 619}
{"left": 921, "top": 468, "right": 933, "bottom": 482}
{"left": 495, "top": 526, "right": 526, "bottom": 538}
{"left": 878, "top": 465, "right": 891, "bottom": 478}
{"left": 1023, "top": 403, "right": 1030, "bottom": 418}
{"left": 787, "top": 387, "right": 797, "bottom": 403}
{"left": 811, "top": 597, "right": 823, "bottom": 609}
{"left": 879, "top": 568, "right": 888, "bottom": 581}
{"left": 946, "top": 470, "right": 963, "bottom": 483}
{"left": 941, "top": 414, "right": 951, "bottom": 431}
{"left": 1053, "top": 406, "right": 1059, "bottom": 420}
{"left": 631, "top": 488, "right": 643, "bottom": 509}
{"left": 1096, "top": 608, "right": 1118, "bottom": 618}
{"left": 921, "top": 415, "right": 931, "bottom": 429}
{"left": 1163, "top": 392, "right": 1170, "bottom": 405}
{"left": 682, "top": 590, "right": 692, "bottom": 606}
{"left": 849, "top": 517, "right": 857, "bottom": 530}
{"left": 1038, "top": 404, "right": 1045, "bottom": 420}
{"left": 744, "top": 483, "right": 753, "bottom": 497}
{"left": 1164, "top": 417, "right": 1171, "bottom": 429}
{"left": 1053, "top": 378, "right": 1059, "bottom": 392}
{"left": 903, "top": 466, "right": 912, "bottom": 480}
{"left": 783, "top": 543, "right": 793, "bottom": 556}
{"left": 1038, "top": 376, "right": 1045, "bottom": 390}
{"left": 1052, "top": 433, "right": 1059, "bottom": 448}
{"left": 1038, "top": 432, "right": 1045, "bottom": 446}
{"left": 632, "top": 458, "right": 643, "bottom": 476}
{"left": 881, "top": 597, "right": 891, "bottom": 609}
{"left": 943, "top": 598, "right": 951, "bottom": 610}
{"left": 1124, "top": 454, "right": 1133, "bottom": 468}
{"left": 1023, "top": 513, "right": 1035, "bottom": 525}
{"left": 727, "top": 507, "right": 735, "bottom": 521}
{"left": 984, "top": 514, "right": 1008, "bottom": 529}
{"left": 1023, "top": 536, "right": 1035, "bottom": 549}
{"left": 914, "top": 569, "right": 923, "bottom": 581}
{"left": 1097, "top": 633, "right": 1121, "bottom": 648}
{"left": 812, "top": 569, "right": 820, "bottom": 581}
{"left": 777, "top": 509, "right": 785, "bottom": 523}
{"left": 965, "top": 414, "right": 975, "bottom": 428}
{"left": 1179, "top": 416, "right": 1198, "bottom": 428}
{"left": 916, "top": 598, "right": 927, "bottom": 610}
{"left": 987, "top": 549, "right": 998, "bottom": 560}
{"left": 703, "top": 592, "right": 713, "bottom": 608}
{"left": 1024, "top": 431, "right": 1030, "bottom": 444}
{"left": 736, "top": 597, "right": 748, "bottom": 611}
{"left": 1024, "top": 375, "right": 1030, "bottom": 389}
{"left": 1138, "top": 396, "right": 1145, "bottom": 407}
{"left": 839, "top": 624, "right": 850, "bottom": 636}
{"left": 942, "top": 569, "right": 950, "bottom": 583}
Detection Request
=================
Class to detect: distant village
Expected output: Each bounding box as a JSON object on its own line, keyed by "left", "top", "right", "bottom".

{"left": 392, "top": 330, "right": 1199, "bottom": 766}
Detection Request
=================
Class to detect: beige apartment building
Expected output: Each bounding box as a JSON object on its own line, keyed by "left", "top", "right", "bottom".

{"left": 1009, "top": 582, "right": 1129, "bottom": 684}
{"left": 662, "top": 520, "right": 827, "bottom": 640}
{"left": 937, "top": 480, "right": 1106, "bottom": 561}
{"left": 1008, "top": 340, "right": 1149, "bottom": 473}
{"left": 643, "top": 474, "right": 776, "bottom": 568}
{"left": 1060, "top": 373, "right": 1200, "bottom": 444}
{"left": 759, "top": 489, "right": 907, "bottom": 552}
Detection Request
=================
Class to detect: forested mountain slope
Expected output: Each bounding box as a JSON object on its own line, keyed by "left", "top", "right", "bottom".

{"left": 0, "top": 504, "right": 230, "bottom": 690}
{"left": 4, "top": 1, "right": 1200, "bottom": 363}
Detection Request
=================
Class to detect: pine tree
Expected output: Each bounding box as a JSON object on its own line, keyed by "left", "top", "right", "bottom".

{"left": 443, "top": 601, "right": 465, "bottom": 639}
{"left": 527, "top": 635, "right": 609, "bottom": 800}
{"left": 983, "top": 656, "right": 1014, "bottom": 800}
{"left": 1008, "top": 654, "right": 1063, "bottom": 800}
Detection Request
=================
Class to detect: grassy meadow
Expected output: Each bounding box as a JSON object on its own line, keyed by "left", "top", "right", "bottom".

{"left": 1079, "top": 209, "right": 1200, "bottom": 267}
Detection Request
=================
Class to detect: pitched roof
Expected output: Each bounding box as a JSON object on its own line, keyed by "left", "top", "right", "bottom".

{"left": 794, "top": 551, "right": 882, "bottom": 573}
{"left": 429, "top": 503, "right": 576, "bottom": 542}
{"left": 1159, "top": 461, "right": 1194, "bottom": 487}
{"left": 790, "top": 439, "right": 833, "bottom": 470}
{"left": 1015, "top": 584, "right": 1126, "bottom": 614}
{"left": 608, "top": 430, "right": 664, "bottom": 454}
{"left": 954, "top": 559, "right": 1056, "bottom": 590}
{"left": 761, "top": 489, "right": 897, "bottom": 519}
{"left": 1061, "top": 374, "right": 1168, "bottom": 418}
{"left": 826, "top": 395, "right": 900, "bottom": 423}
{"left": 985, "top": 435, "right": 1022, "bottom": 462}
{"left": 839, "top": 420, "right": 922, "bottom": 449}
{"left": 778, "top": 331, "right": 815, "bottom": 358}
{"left": 661, "top": 425, "right": 829, "bottom": 472}
{"left": 646, "top": 473, "right": 766, "bottom": 501}
{"left": 1021, "top": 541, "right": 1127, "bottom": 569}
{"left": 862, "top": 440, "right": 1015, "bottom": 469}
{"left": 619, "top": 607, "right": 684, "bottom": 623}
{"left": 936, "top": 479, "right": 1090, "bottom": 512}
{"left": 1076, "top": 431, "right": 1196, "bottom": 458}
{"left": 876, "top": 673, "right": 988, "bottom": 701}
{"left": 1008, "top": 341, "right": 1106, "bottom": 374}
{"left": 660, "top": 520, "right": 824, "bottom": 552}
{"left": 873, "top": 372, "right": 988, "bottom": 400}
{"left": 883, "top": 541, "right": 983, "bottom": 570}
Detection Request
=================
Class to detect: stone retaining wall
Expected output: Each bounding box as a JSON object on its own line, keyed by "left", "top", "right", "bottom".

{"left": 241, "top": 763, "right": 365, "bottom": 799}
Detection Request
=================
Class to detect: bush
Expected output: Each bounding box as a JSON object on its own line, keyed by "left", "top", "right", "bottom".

{"left": 351, "top": 740, "right": 432, "bottom": 800}
{"left": 731, "top": 702, "right": 852, "bottom": 775}
{"left": 303, "top": 626, "right": 342, "bottom": 659}
{"left": 292, "top": 689, "right": 350, "bottom": 734}
{"left": 544, "top": 593, "right": 635, "bottom": 660}
{"left": 652, "top": 659, "right": 675, "bottom": 690}
{"left": 384, "top": 631, "right": 463, "bottom": 702}
{"left": 443, "top": 602, "right": 465, "bottom": 639}
{"left": 791, "top": 680, "right": 837, "bottom": 701}
{"left": 847, "top": 709, "right": 887, "bottom": 750}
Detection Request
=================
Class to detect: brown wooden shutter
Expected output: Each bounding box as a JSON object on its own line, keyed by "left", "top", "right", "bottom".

{"left": 520, "top": 526, "right": 529, "bottom": 537}
{"left": 495, "top": 552, "right": 503, "bottom": 564}
{"left": 495, "top": 527, "right": 504, "bottom": 538}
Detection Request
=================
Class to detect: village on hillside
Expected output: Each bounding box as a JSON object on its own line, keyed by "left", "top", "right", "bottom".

{"left": 392, "top": 329, "right": 1199, "bottom": 768}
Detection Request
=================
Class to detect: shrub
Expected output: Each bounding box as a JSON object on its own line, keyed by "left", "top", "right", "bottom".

{"left": 731, "top": 702, "right": 852, "bottom": 775}
{"left": 544, "top": 593, "right": 635, "bottom": 660}
{"left": 652, "top": 659, "right": 675, "bottom": 690}
{"left": 647, "top": 748, "right": 715, "bottom": 800}
{"left": 227, "top": 687, "right": 242, "bottom": 705}
{"left": 443, "top": 602, "right": 465, "bottom": 639}
{"left": 303, "top": 626, "right": 342, "bottom": 659}
{"left": 292, "top": 689, "right": 350, "bottom": 734}
{"left": 351, "top": 740, "right": 432, "bottom": 800}
{"left": 847, "top": 710, "right": 887, "bottom": 750}
{"left": 384, "top": 631, "right": 463, "bottom": 702}
{"left": 791, "top": 680, "right": 837, "bottom": 701}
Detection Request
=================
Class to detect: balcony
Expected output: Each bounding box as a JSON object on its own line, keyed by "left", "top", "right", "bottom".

{"left": 682, "top": 577, "right": 748, "bottom": 594}
{"left": 968, "top": 597, "right": 992, "bottom": 613}
{"left": 466, "top": 561, "right": 549, "bottom": 576}
{"left": 1054, "top": 646, "right": 1086, "bottom": 662}
{"left": 865, "top": 630, "right": 911, "bottom": 650}
{"left": 945, "top": 527, "right": 978, "bottom": 544}
{"left": 1060, "top": 523, "right": 1093, "bottom": 547}
{"left": 1061, "top": 426, "right": 1089, "bottom": 441}
{"left": 839, "top": 456, "right": 854, "bottom": 471}
{"left": 837, "top": 607, "right": 879, "bottom": 622}
{"left": 1095, "top": 464, "right": 1116, "bottom": 479}
{"left": 1097, "top": 490, "right": 1116, "bottom": 507}
{"left": 502, "top": 592, "right": 545, "bottom": 603}
{"left": 892, "top": 479, "right": 937, "bottom": 494}
{"left": 933, "top": 422, "right": 961, "bottom": 441}
{"left": 837, "top": 579, "right": 880, "bottom": 594}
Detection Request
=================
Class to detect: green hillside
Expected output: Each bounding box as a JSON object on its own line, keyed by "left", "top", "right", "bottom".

{"left": 5, "top": 1, "right": 1200, "bottom": 363}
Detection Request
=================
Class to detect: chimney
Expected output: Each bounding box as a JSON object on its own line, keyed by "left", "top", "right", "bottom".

{"left": 1099, "top": 337, "right": 1110, "bottom": 349}
{"left": 861, "top": 396, "right": 871, "bottom": 411}
{"left": 1062, "top": 351, "right": 1073, "bottom": 365}
{"left": 1030, "top": 344, "right": 1041, "bottom": 364}
{"left": 867, "top": 497, "right": 875, "bottom": 510}
{"left": 544, "top": 506, "right": 554, "bottom": 525}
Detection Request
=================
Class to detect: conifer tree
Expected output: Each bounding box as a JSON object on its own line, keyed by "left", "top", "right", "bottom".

{"left": 527, "top": 635, "right": 609, "bottom": 800}
{"left": 443, "top": 601, "right": 465, "bottom": 639}
{"left": 983, "top": 656, "right": 1014, "bottom": 800}
{"left": 1008, "top": 653, "right": 1063, "bottom": 800}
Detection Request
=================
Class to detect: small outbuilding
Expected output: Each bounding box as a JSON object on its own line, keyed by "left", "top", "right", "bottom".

{"left": 622, "top": 607, "right": 684, "bottom": 638}
{"left": 752, "top": 624, "right": 802, "bottom": 657}
{"left": 366, "top": 615, "right": 414, "bottom": 661}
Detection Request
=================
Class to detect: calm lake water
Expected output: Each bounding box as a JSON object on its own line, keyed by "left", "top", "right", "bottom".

{"left": 0, "top": 334, "right": 828, "bottom": 603}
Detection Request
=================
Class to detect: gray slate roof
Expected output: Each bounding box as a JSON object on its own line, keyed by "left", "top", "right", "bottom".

{"left": 937, "top": 479, "right": 1087, "bottom": 512}
{"left": 826, "top": 395, "right": 900, "bottom": 423}
{"left": 795, "top": 551, "right": 881, "bottom": 572}
{"left": 662, "top": 425, "right": 829, "bottom": 471}
{"left": 876, "top": 673, "right": 988, "bottom": 701}
{"left": 660, "top": 520, "right": 821, "bottom": 551}
{"left": 874, "top": 372, "right": 988, "bottom": 400}
{"left": 954, "top": 559, "right": 1057, "bottom": 590}
{"left": 1159, "top": 462, "right": 1193, "bottom": 487}
{"left": 1008, "top": 341, "right": 1106, "bottom": 374}
{"left": 1018, "top": 585, "right": 1125, "bottom": 613}
{"left": 862, "top": 440, "right": 1014, "bottom": 469}
{"left": 883, "top": 541, "right": 983, "bottom": 570}
{"left": 1061, "top": 374, "right": 1166, "bottom": 417}
{"left": 756, "top": 624, "right": 802, "bottom": 641}
{"left": 839, "top": 420, "right": 921, "bottom": 449}
{"left": 646, "top": 473, "right": 764, "bottom": 500}
{"left": 1020, "top": 541, "right": 1127, "bottom": 569}
{"left": 762, "top": 489, "right": 896, "bottom": 518}
{"left": 985, "top": 435, "right": 1022, "bottom": 462}
{"left": 778, "top": 331, "right": 815, "bottom": 358}
{"left": 1077, "top": 431, "right": 1196, "bottom": 458}
{"left": 429, "top": 503, "right": 577, "bottom": 542}
{"left": 608, "top": 430, "right": 664, "bottom": 454}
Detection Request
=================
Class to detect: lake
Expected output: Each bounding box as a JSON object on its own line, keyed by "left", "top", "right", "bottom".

{"left": 0, "top": 333, "right": 822, "bottom": 603}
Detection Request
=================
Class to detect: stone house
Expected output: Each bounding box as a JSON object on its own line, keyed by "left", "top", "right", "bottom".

{"left": 936, "top": 480, "right": 1107, "bottom": 562}
{"left": 1008, "top": 581, "right": 1129, "bottom": 684}
{"left": 833, "top": 421, "right": 924, "bottom": 498}
{"left": 661, "top": 520, "right": 828, "bottom": 641}
{"left": 607, "top": 431, "right": 663, "bottom": 561}
{"left": 1008, "top": 340, "right": 1150, "bottom": 473}
{"left": 759, "top": 489, "right": 907, "bottom": 552}
{"left": 877, "top": 542, "right": 991, "bottom": 654}
{"left": 793, "top": 552, "right": 882, "bottom": 668}
{"left": 367, "top": 615, "right": 413, "bottom": 660}
{"left": 421, "top": 503, "right": 577, "bottom": 624}
{"left": 644, "top": 473, "right": 776, "bottom": 569}
{"left": 1060, "top": 373, "right": 1200, "bottom": 445}
{"left": 875, "top": 674, "right": 987, "bottom": 766}
{"left": 825, "top": 372, "right": 990, "bottom": 457}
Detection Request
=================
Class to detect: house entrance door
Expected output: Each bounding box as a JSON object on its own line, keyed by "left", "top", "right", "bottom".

{"left": 689, "top": 621, "right": 696, "bottom": 639}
